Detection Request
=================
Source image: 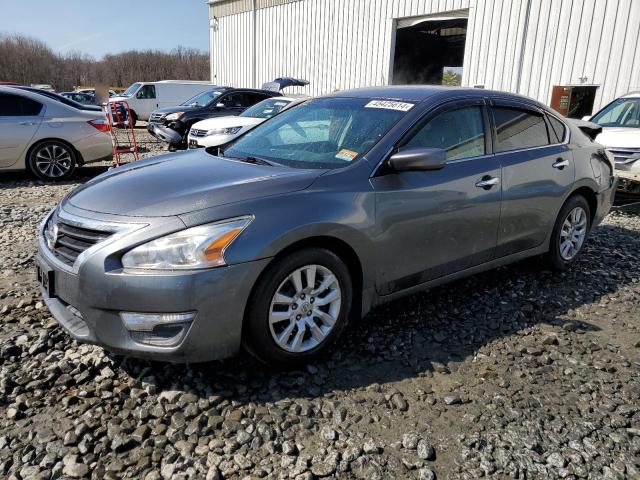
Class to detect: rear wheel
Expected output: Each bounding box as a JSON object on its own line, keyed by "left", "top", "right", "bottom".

{"left": 545, "top": 195, "right": 591, "bottom": 270}
{"left": 27, "top": 140, "right": 76, "bottom": 181}
{"left": 243, "top": 248, "right": 353, "bottom": 366}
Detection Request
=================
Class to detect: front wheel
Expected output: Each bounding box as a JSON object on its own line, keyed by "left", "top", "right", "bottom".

{"left": 243, "top": 248, "right": 353, "bottom": 366}
{"left": 545, "top": 195, "right": 591, "bottom": 270}
{"left": 27, "top": 140, "right": 77, "bottom": 181}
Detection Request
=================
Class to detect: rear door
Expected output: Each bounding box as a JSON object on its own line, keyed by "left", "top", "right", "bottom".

{"left": 372, "top": 98, "right": 503, "bottom": 294}
{"left": 0, "top": 93, "right": 44, "bottom": 167}
{"left": 490, "top": 99, "right": 574, "bottom": 257}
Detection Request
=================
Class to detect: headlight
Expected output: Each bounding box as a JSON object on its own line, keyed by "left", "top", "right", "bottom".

{"left": 165, "top": 112, "right": 185, "bottom": 121}
{"left": 122, "top": 216, "right": 253, "bottom": 270}
{"left": 208, "top": 126, "right": 242, "bottom": 136}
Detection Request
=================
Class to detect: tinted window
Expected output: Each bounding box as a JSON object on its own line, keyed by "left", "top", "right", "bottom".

{"left": 493, "top": 107, "right": 549, "bottom": 152}
{"left": 244, "top": 92, "right": 271, "bottom": 106}
{"left": 220, "top": 93, "right": 246, "bottom": 108}
{"left": 0, "top": 93, "right": 42, "bottom": 116}
{"left": 547, "top": 115, "right": 567, "bottom": 143}
{"left": 404, "top": 105, "right": 486, "bottom": 160}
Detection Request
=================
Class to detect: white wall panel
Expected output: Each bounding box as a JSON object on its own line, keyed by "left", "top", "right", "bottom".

{"left": 211, "top": 0, "right": 640, "bottom": 112}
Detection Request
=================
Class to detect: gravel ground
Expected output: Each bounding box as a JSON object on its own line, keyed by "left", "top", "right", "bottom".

{"left": 0, "top": 137, "right": 639, "bottom": 479}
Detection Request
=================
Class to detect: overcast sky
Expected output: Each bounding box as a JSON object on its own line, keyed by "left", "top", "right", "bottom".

{"left": 0, "top": 0, "right": 210, "bottom": 58}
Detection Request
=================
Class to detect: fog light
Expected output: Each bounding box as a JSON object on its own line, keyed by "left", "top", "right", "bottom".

{"left": 120, "top": 312, "right": 195, "bottom": 347}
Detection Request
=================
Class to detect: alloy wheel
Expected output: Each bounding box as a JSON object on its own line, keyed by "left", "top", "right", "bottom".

{"left": 559, "top": 206, "right": 587, "bottom": 260}
{"left": 34, "top": 144, "right": 73, "bottom": 178}
{"left": 268, "top": 264, "right": 342, "bottom": 353}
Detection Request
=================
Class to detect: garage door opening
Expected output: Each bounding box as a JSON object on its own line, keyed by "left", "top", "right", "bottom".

{"left": 392, "top": 14, "right": 468, "bottom": 86}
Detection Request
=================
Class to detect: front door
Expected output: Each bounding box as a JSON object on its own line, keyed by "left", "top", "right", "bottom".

{"left": 0, "top": 93, "right": 43, "bottom": 167}
{"left": 371, "top": 99, "right": 502, "bottom": 295}
{"left": 489, "top": 101, "right": 575, "bottom": 257}
{"left": 133, "top": 84, "right": 158, "bottom": 119}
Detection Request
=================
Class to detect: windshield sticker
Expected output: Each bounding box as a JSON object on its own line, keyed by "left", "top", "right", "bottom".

{"left": 365, "top": 100, "right": 415, "bottom": 112}
{"left": 335, "top": 149, "right": 359, "bottom": 162}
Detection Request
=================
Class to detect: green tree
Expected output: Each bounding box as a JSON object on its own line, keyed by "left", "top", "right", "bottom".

{"left": 442, "top": 69, "right": 462, "bottom": 86}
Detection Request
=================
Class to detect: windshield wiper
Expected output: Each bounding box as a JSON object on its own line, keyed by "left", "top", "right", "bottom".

{"left": 220, "top": 153, "right": 281, "bottom": 167}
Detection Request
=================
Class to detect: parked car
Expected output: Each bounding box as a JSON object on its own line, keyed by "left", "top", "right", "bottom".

{"left": 148, "top": 78, "right": 309, "bottom": 149}
{"left": 60, "top": 91, "right": 97, "bottom": 105}
{"left": 0, "top": 86, "right": 111, "bottom": 181}
{"left": 75, "top": 88, "right": 117, "bottom": 97}
{"left": 586, "top": 92, "right": 640, "bottom": 173}
{"left": 109, "top": 80, "right": 218, "bottom": 124}
{"left": 187, "top": 96, "right": 307, "bottom": 149}
{"left": 36, "top": 86, "right": 616, "bottom": 365}
{"left": 11, "top": 86, "right": 102, "bottom": 112}
{"left": 147, "top": 88, "right": 280, "bottom": 149}
{"left": 30, "top": 83, "right": 56, "bottom": 92}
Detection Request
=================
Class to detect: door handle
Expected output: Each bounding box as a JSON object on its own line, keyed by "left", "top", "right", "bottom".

{"left": 553, "top": 158, "right": 569, "bottom": 169}
{"left": 19, "top": 121, "right": 36, "bottom": 126}
{"left": 475, "top": 176, "right": 500, "bottom": 189}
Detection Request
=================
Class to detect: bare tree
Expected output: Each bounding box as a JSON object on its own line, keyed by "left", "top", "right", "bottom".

{"left": 0, "top": 34, "right": 209, "bottom": 90}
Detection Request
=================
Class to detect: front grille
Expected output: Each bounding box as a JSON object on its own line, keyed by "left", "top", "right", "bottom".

{"left": 149, "top": 112, "right": 165, "bottom": 123}
{"left": 45, "top": 216, "right": 114, "bottom": 267}
{"left": 608, "top": 147, "right": 640, "bottom": 165}
{"left": 190, "top": 128, "right": 207, "bottom": 137}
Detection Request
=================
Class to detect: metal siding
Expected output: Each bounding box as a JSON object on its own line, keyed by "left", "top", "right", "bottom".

{"left": 211, "top": 0, "right": 639, "bottom": 110}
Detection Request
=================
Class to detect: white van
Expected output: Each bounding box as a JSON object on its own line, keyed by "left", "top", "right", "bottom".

{"left": 110, "top": 81, "right": 217, "bottom": 124}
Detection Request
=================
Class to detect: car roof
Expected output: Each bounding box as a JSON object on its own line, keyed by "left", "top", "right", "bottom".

{"left": 325, "top": 85, "right": 544, "bottom": 104}
{"left": 621, "top": 91, "right": 640, "bottom": 98}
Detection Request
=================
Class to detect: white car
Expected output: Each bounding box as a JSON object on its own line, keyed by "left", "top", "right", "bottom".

{"left": 187, "top": 97, "right": 307, "bottom": 149}
{"left": 587, "top": 92, "right": 640, "bottom": 173}
{"left": 0, "top": 86, "right": 112, "bottom": 181}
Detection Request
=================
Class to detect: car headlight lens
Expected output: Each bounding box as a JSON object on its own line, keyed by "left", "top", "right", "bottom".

{"left": 122, "top": 216, "right": 253, "bottom": 270}
{"left": 165, "top": 112, "right": 185, "bottom": 121}
{"left": 208, "top": 126, "right": 242, "bottom": 136}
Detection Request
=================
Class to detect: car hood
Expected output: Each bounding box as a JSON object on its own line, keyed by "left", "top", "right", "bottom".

{"left": 594, "top": 127, "right": 640, "bottom": 148}
{"left": 66, "top": 150, "right": 324, "bottom": 217}
{"left": 192, "top": 116, "right": 263, "bottom": 131}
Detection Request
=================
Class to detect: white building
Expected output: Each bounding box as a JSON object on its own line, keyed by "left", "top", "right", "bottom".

{"left": 208, "top": 0, "right": 640, "bottom": 115}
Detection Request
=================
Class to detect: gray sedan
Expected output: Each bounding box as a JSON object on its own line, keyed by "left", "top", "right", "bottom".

{"left": 36, "top": 86, "right": 617, "bottom": 365}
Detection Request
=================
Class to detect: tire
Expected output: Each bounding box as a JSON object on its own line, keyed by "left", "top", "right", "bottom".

{"left": 243, "top": 248, "right": 353, "bottom": 366}
{"left": 545, "top": 195, "right": 591, "bottom": 270}
{"left": 27, "top": 140, "right": 77, "bottom": 181}
{"left": 129, "top": 111, "right": 137, "bottom": 127}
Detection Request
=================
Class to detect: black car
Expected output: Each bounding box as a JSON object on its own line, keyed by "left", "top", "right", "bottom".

{"left": 147, "top": 78, "right": 308, "bottom": 149}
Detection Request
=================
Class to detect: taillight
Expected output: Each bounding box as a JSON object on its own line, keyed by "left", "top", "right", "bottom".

{"left": 88, "top": 119, "right": 109, "bottom": 132}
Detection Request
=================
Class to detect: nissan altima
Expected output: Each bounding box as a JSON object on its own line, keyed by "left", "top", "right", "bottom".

{"left": 36, "top": 87, "right": 617, "bottom": 365}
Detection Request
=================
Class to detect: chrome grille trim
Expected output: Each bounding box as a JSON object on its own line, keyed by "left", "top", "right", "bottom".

{"left": 39, "top": 206, "right": 147, "bottom": 274}
{"left": 190, "top": 128, "right": 207, "bottom": 137}
{"left": 149, "top": 113, "right": 165, "bottom": 123}
{"left": 607, "top": 147, "right": 640, "bottom": 165}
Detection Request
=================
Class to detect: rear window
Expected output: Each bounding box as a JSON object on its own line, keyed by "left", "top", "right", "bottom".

{"left": 493, "top": 106, "right": 550, "bottom": 152}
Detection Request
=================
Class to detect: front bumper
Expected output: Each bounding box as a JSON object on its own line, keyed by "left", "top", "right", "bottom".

{"left": 147, "top": 122, "right": 184, "bottom": 145}
{"left": 36, "top": 208, "right": 270, "bottom": 363}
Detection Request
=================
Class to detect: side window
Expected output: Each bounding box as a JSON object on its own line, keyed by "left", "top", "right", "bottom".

{"left": 547, "top": 115, "right": 567, "bottom": 143}
{"left": 404, "top": 105, "right": 486, "bottom": 161}
{"left": 0, "top": 94, "right": 42, "bottom": 116}
{"left": 244, "top": 93, "right": 269, "bottom": 106}
{"left": 224, "top": 93, "right": 246, "bottom": 108}
{"left": 493, "top": 106, "right": 550, "bottom": 152}
{"left": 136, "top": 85, "right": 156, "bottom": 99}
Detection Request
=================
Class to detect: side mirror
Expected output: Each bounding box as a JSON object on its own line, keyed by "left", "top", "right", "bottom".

{"left": 216, "top": 103, "right": 225, "bottom": 109}
{"left": 581, "top": 115, "right": 592, "bottom": 121}
{"left": 388, "top": 147, "right": 447, "bottom": 172}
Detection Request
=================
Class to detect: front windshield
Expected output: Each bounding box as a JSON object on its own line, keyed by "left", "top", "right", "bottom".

{"left": 592, "top": 98, "right": 640, "bottom": 128}
{"left": 181, "top": 90, "right": 224, "bottom": 107}
{"left": 121, "top": 82, "right": 141, "bottom": 97}
{"left": 222, "top": 97, "right": 412, "bottom": 169}
{"left": 241, "top": 98, "right": 294, "bottom": 119}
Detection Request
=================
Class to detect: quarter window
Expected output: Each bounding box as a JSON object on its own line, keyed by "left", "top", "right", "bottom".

{"left": 547, "top": 115, "right": 567, "bottom": 143}
{"left": 493, "top": 106, "right": 550, "bottom": 152}
{"left": 0, "top": 93, "right": 43, "bottom": 116}
{"left": 404, "top": 105, "right": 486, "bottom": 161}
